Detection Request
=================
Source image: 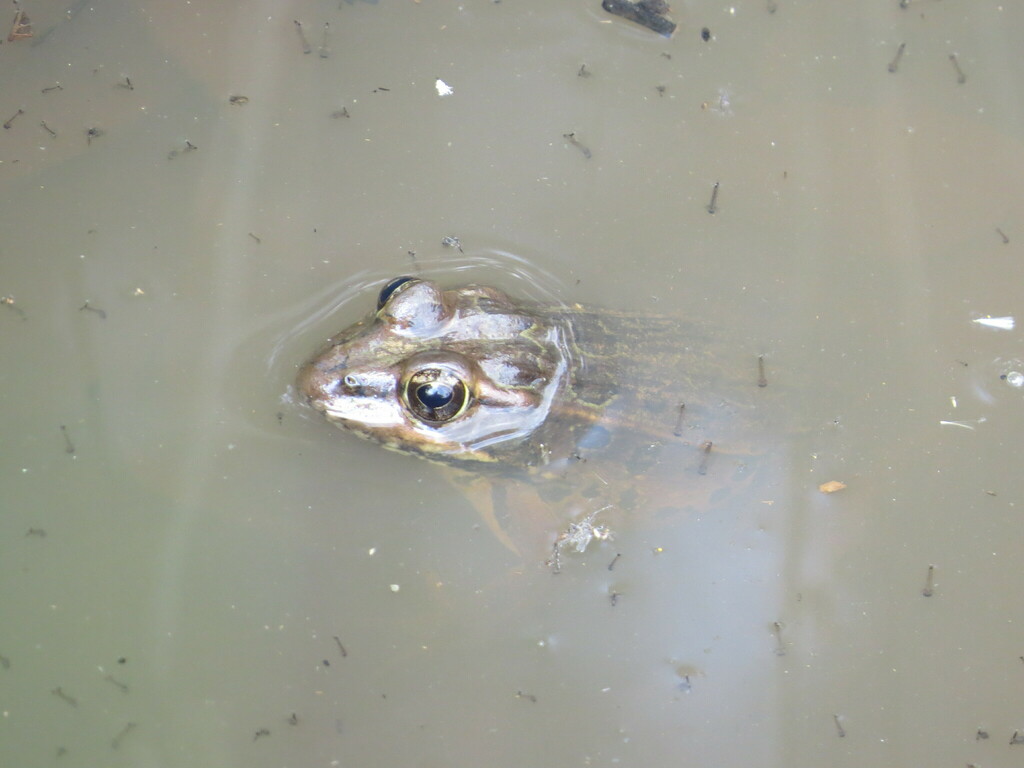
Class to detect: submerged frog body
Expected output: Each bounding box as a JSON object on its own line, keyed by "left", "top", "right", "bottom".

{"left": 299, "top": 276, "right": 771, "bottom": 556}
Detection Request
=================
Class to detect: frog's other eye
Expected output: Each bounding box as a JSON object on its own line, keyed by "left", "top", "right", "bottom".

{"left": 403, "top": 368, "right": 469, "bottom": 424}
{"left": 377, "top": 277, "right": 449, "bottom": 334}
{"left": 377, "top": 276, "right": 419, "bottom": 311}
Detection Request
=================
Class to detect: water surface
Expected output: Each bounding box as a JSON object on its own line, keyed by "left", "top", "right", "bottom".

{"left": 2, "top": 1, "right": 1023, "bottom": 766}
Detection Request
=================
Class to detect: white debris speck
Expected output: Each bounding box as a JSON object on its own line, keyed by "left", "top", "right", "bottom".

{"left": 1005, "top": 371, "right": 1024, "bottom": 388}
{"left": 562, "top": 506, "right": 613, "bottom": 553}
{"left": 972, "top": 316, "right": 1015, "bottom": 330}
{"left": 548, "top": 506, "right": 614, "bottom": 571}
{"left": 389, "top": 584, "right": 400, "bottom": 592}
{"left": 435, "top": 79, "right": 454, "bottom": 97}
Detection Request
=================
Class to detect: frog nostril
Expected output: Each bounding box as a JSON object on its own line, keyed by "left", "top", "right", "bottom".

{"left": 339, "top": 373, "right": 368, "bottom": 398}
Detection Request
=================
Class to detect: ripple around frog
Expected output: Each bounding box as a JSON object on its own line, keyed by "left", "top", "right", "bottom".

{"left": 248, "top": 249, "right": 573, "bottom": 415}
{"left": 280, "top": 251, "right": 564, "bottom": 357}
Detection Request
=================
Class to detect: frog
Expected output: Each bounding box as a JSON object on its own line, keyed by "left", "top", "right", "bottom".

{"left": 298, "top": 276, "right": 773, "bottom": 561}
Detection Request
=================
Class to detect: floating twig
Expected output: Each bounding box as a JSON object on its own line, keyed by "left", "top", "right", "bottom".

{"left": 4, "top": 109, "right": 24, "bottom": 130}
{"left": 52, "top": 687, "right": 78, "bottom": 707}
{"left": 79, "top": 301, "right": 107, "bottom": 319}
{"left": 293, "top": 20, "right": 311, "bottom": 54}
{"left": 167, "top": 140, "right": 198, "bottom": 160}
{"left": 921, "top": 564, "right": 935, "bottom": 597}
{"left": 673, "top": 403, "right": 686, "bottom": 437}
{"left": 333, "top": 635, "right": 348, "bottom": 658}
{"left": 833, "top": 714, "right": 846, "bottom": 738}
{"left": 773, "top": 621, "right": 787, "bottom": 656}
{"left": 318, "top": 22, "right": 331, "bottom": 58}
{"left": 948, "top": 53, "right": 966, "bottom": 84}
{"left": 706, "top": 181, "right": 720, "bottom": 214}
{"left": 697, "top": 441, "right": 713, "bottom": 476}
{"left": 888, "top": 42, "right": 906, "bottom": 74}
{"left": 111, "top": 722, "right": 136, "bottom": 749}
{"left": 60, "top": 425, "right": 75, "bottom": 454}
{"left": 104, "top": 674, "right": 129, "bottom": 693}
{"left": 563, "top": 132, "right": 592, "bottom": 159}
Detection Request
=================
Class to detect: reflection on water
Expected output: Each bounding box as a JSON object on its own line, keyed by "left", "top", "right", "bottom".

{"left": 1, "top": 1, "right": 1023, "bottom": 766}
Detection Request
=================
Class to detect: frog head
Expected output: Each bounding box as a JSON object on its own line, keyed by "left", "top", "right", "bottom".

{"left": 298, "top": 277, "right": 573, "bottom": 465}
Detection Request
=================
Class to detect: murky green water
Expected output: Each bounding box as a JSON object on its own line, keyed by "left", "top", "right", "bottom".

{"left": 2, "top": 1, "right": 1023, "bottom": 766}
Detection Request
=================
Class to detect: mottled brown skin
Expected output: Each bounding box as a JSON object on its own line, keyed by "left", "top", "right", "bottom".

{"left": 298, "top": 277, "right": 770, "bottom": 555}
{"left": 298, "top": 278, "right": 579, "bottom": 468}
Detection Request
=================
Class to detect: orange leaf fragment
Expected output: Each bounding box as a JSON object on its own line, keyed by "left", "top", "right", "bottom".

{"left": 818, "top": 480, "right": 847, "bottom": 494}
{"left": 8, "top": 9, "right": 32, "bottom": 42}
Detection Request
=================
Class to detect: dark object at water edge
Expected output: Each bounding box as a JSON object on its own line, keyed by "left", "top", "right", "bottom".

{"left": 602, "top": 0, "right": 677, "bottom": 37}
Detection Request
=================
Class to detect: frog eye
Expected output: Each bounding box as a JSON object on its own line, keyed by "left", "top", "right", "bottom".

{"left": 377, "top": 276, "right": 419, "bottom": 311}
{"left": 403, "top": 368, "right": 469, "bottom": 424}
